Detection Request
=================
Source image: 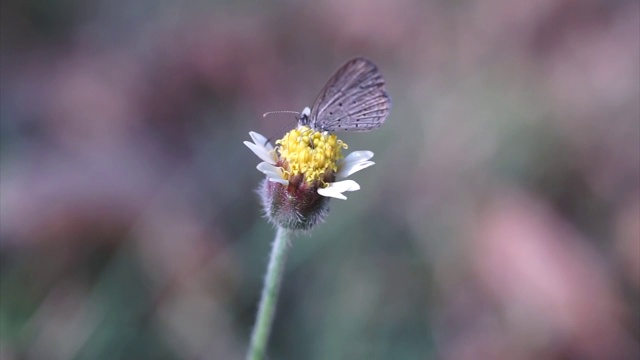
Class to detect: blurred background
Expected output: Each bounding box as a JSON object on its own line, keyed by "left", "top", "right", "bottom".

{"left": 1, "top": 0, "right": 639, "bottom": 359}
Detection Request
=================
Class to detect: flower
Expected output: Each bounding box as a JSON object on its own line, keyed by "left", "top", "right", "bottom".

{"left": 244, "top": 128, "right": 375, "bottom": 230}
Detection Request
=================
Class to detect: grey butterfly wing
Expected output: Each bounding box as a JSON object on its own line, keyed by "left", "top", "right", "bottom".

{"left": 309, "top": 57, "right": 391, "bottom": 132}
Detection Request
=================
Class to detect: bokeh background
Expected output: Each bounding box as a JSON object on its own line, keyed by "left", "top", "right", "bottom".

{"left": 1, "top": 0, "right": 639, "bottom": 359}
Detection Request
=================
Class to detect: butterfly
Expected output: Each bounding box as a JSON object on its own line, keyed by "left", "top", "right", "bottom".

{"left": 298, "top": 57, "right": 391, "bottom": 133}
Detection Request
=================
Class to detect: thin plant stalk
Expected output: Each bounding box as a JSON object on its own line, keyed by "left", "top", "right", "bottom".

{"left": 246, "top": 226, "right": 292, "bottom": 360}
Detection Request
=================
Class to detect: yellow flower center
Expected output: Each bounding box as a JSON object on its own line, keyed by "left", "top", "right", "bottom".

{"left": 276, "top": 126, "right": 347, "bottom": 184}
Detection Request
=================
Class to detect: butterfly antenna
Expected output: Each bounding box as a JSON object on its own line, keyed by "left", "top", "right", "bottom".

{"left": 263, "top": 110, "right": 301, "bottom": 118}
{"left": 261, "top": 111, "right": 303, "bottom": 145}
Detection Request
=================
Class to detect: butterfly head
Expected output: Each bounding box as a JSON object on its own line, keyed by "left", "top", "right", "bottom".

{"left": 297, "top": 107, "right": 311, "bottom": 127}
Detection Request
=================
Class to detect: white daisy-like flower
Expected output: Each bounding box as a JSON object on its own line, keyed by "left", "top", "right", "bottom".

{"left": 244, "top": 130, "right": 374, "bottom": 199}
{"left": 244, "top": 127, "right": 375, "bottom": 230}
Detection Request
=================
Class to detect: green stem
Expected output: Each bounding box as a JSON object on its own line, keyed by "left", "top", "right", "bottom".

{"left": 247, "top": 227, "right": 292, "bottom": 360}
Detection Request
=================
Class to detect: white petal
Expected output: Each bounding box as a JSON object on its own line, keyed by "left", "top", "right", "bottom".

{"left": 267, "top": 177, "right": 289, "bottom": 185}
{"left": 244, "top": 141, "right": 277, "bottom": 165}
{"left": 336, "top": 151, "right": 375, "bottom": 179}
{"left": 257, "top": 163, "right": 289, "bottom": 185}
{"left": 249, "top": 131, "right": 273, "bottom": 150}
{"left": 257, "top": 162, "right": 284, "bottom": 178}
{"left": 337, "top": 151, "right": 374, "bottom": 178}
{"left": 318, "top": 188, "right": 347, "bottom": 200}
{"left": 343, "top": 150, "right": 374, "bottom": 163}
{"left": 262, "top": 171, "right": 289, "bottom": 185}
{"left": 337, "top": 160, "right": 375, "bottom": 179}
{"left": 261, "top": 169, "right": 283, "bottom": 180}
{"left": 317, "top": 180, "right": 361, "bottom": 200}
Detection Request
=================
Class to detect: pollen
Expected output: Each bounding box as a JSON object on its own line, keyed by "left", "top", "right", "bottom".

{"left": 276, "top": 126, "right": 346, "bottom": 183}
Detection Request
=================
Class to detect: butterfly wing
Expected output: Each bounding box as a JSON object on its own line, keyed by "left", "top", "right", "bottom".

{"left": 309, "top": 57, "right": 391, "bottom": 132}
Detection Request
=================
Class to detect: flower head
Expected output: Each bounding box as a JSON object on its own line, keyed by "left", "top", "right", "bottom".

{"left": 244, "top": 127, "right": 374, "bottom": 230}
